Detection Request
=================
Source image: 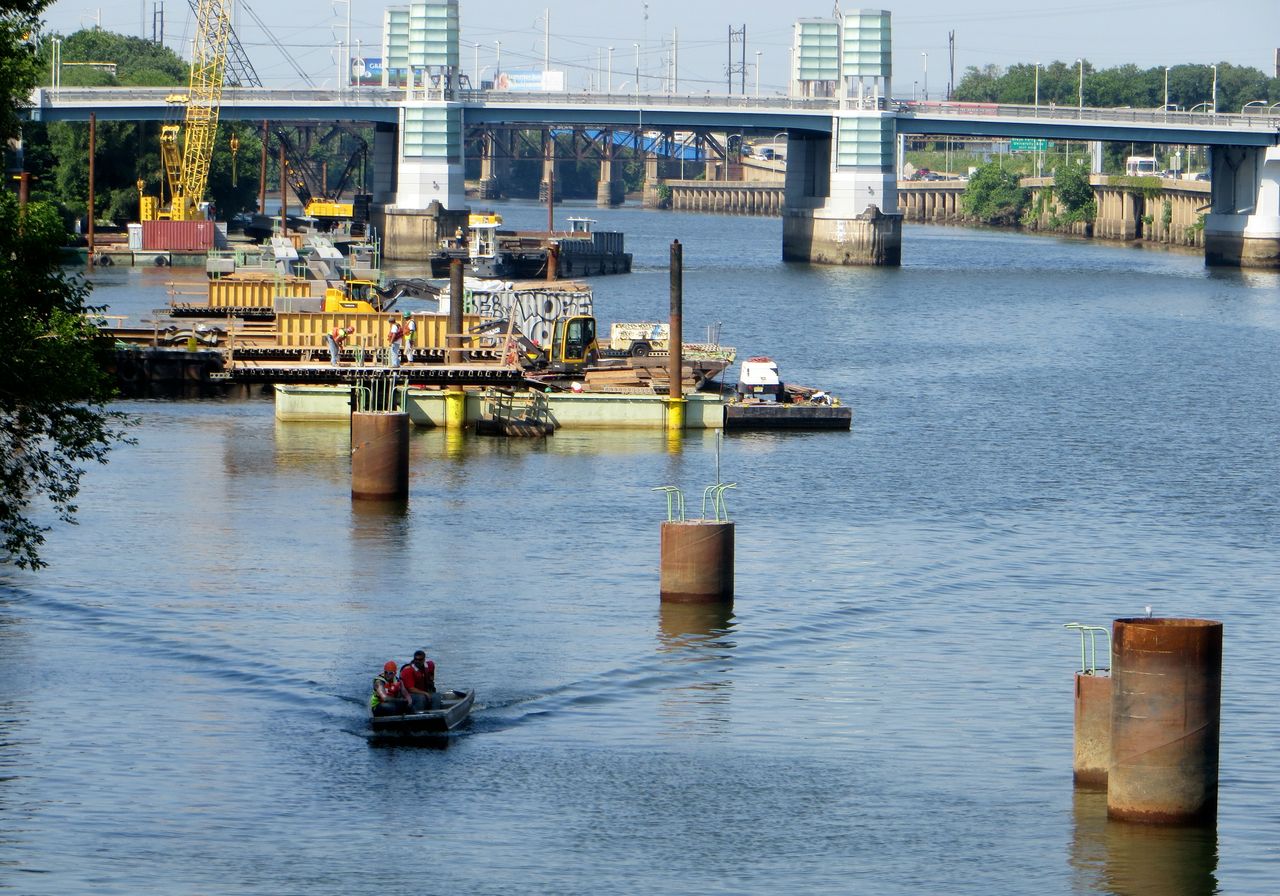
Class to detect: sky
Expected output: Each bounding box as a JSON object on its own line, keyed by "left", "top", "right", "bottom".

{"left": 40, "top": 0, "right": 1279, "bottom": 93}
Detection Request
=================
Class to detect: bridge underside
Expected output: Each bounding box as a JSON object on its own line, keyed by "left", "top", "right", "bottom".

{"left": 1204, "top": 146, "right": 1280, "bottom": 269}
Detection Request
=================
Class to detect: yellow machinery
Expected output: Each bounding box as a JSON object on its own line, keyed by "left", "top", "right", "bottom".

{"left": 140, "top": 0, "right": 232, "bottom": 221}
{"left": 322, "top": 280, "right": 382, "bottom": 314}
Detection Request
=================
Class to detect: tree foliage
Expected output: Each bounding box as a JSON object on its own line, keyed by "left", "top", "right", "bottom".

{"left": 0, "top": 6, "right": 132, "bottom": 569}
{"left": 960, "top": 164, "right": 1028, "bottom": 225}
{"left": 955, "top": 60, "right": 1279, "bottom": 113}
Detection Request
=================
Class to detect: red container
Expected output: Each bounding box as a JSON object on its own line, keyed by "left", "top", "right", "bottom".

{"left": 141, "top": 220, "right": 216, "bottom": 251}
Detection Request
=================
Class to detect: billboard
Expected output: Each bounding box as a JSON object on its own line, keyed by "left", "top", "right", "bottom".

{"left": 494, "top": 69, "right": 565, "bottom": 92}
{"left": 350, "top": 57, "right": 409, "bottom": 87}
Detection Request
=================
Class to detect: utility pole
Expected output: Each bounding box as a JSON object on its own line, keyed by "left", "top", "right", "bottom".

{"left": 947, "top": 30, "right": 955, "bottom": 100}
{"left": 727, "top": 25, "right": 745, "bottom": 94}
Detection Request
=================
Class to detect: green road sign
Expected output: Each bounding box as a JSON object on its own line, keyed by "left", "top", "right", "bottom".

{"left": 1010, "top": 138, "right": 1051, "bottom": 152}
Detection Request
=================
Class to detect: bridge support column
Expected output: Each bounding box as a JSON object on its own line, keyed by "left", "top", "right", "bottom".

{"left": 539, "top": 129, "right": 555, "bottom": 204}
{"left": 597, "top": 139, "right": 623, "bottom": 207}
{"left": 1204, "top": 146, "right": 1280, "bottom": 269}
{"left": 375, "top": 102, "right": 469, "bottom": 261}
{"left": 643, "top": 151, "right": 662, "bottom": 209}
{"left": 782, "top": 114, "right": 902, "bottom": 267}
{"left": 478, "top": 130, "right": 503, "bottom": 199}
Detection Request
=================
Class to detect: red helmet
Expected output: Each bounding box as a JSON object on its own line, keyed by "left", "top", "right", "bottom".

{"left": 383, "top": 660, "right": 397, "bottom": 673}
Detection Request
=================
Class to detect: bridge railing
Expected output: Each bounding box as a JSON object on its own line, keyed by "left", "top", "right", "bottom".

{"left": 30, "top": 87, "right": 1280, "bottom": 134}
{"left": 904, "top": 100, "right": 1280, "bottom": 131}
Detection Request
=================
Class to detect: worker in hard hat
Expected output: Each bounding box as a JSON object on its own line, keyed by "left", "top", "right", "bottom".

{"left": 387, "top": 316, "right": 405, "bottom": 368}
{"left": 402, "top": 310, "right": 417, "bottom": 363}
{"left": 325, "top": 325, "right": 354, "bottom": 367}
{"left": 370, "top": 660, "right": 411, "bottom": 716}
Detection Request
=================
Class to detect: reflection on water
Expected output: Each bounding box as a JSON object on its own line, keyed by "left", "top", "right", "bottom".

{"left": 1070, "top": 789, "right": 1219, "bottom": 896}
{"left": 656, "top": 600, "right": 737, "bottom": 734}
{"left": 657, "top": 600, "right": 736, "bottom": 650}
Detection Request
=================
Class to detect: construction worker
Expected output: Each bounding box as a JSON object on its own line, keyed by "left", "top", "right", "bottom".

{"left": 325, "top": 325, "right": 353, "bottom": 367}
{"left": 388, "top": 316, "right": 404, "bottom": 367}
{"left": 370, "top": 661, "right": 410, "bottom": 716}
{"left": 402, "top": 311, "right": 417, "bottom": 363}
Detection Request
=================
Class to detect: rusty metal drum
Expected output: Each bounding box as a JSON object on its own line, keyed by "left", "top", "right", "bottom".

{"left": 1108, "top": 618, "right": 1222, "bottom": 824}
{"left": 351, "top": 411, "right": 410, "bottom": 501}
{"left": 1074, "top": 673, "right": 1112, "bottom": 788}
{"left": 659, "top": 521, "right": 734, "bottom": 603}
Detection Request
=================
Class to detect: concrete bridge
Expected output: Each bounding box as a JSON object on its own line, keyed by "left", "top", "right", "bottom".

{"left": 29, "top": 77, "right": 1280, "bottom": 269}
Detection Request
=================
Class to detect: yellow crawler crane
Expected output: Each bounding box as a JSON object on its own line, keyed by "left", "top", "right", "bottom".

{"left": 140, "top": 0, "right": 232, "bottom": 221}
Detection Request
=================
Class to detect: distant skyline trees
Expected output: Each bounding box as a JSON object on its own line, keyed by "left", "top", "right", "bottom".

{"left": 954, "top": 60, "right": 1278, "bottom": 114}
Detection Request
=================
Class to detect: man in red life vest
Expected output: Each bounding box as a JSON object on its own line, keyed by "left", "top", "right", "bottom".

{"left": 370, "top": 660, "right": 411, "bottom": 716}
{"left": 400, "top": 649, "right": 437, "bottom": 711}
{"left": 326, "top": 326, "right": 354, "bottom": 367}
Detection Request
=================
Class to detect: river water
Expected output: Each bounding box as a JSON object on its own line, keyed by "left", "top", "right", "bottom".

{"left": 2, "top": 204, "right": 1279, "bottom": 894}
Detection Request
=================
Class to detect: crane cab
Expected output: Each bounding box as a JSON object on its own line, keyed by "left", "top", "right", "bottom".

{"left": 547, "top": 315, "right": 599, "bottom": 374}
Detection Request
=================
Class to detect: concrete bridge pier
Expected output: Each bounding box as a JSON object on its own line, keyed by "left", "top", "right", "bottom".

{"left": 375, "top": 101, "right": 469, "bottom": 261}
{"left": 596, "top": 136, "right": 623, "bottom": 207}
{"left": 1204, "top": 145, "right": 1280, "bottom": 269}
{"left": 642, "top": 151, "right": 662, "bottom": 209}
{"left": 781, "top": 115, "right": 902, "bottom": 267}
{"left": 539, "top": 129, "right": 555, "bottom": 204}
{"left": 477, "top": 130, "right": 504, "bottom": 200}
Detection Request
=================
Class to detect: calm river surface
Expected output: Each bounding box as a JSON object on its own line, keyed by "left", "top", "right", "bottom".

{"left": 2, "top": 203, "right": 1279, "bottom": 895}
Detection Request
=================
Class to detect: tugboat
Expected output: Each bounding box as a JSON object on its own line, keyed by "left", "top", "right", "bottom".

{"left": 429, "top": 214, "right": 632, "bottom": 279}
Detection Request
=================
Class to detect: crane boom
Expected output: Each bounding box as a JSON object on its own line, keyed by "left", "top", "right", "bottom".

{"left": 165, "top": 0, "right": 232, "bottom": 220}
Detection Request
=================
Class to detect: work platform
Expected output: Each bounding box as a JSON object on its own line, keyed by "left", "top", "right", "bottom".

{"left": 218, "top": 361, "right": 526, "bottom": 387}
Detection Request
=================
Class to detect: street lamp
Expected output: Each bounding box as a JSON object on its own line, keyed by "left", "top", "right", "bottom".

{"left": 1211, "top": 64, "right": 1217, "bottom": 113}
{"left": 921, "top": 51, "right": 928, "bottom": 101}
{"left": 634, "top": 42, "right": 640, "bottom": 97}
{"left": 755, "top": 50, "right": 761, "bottom": 98}
{"left": 607, "top": 46, "right": 613, "bottom": 93}
{"left": 1033, "top": 61, "right": 1040, "bottom": 113}
{"left": 1076, "top": 58, "right": 1084, "bottom": 114}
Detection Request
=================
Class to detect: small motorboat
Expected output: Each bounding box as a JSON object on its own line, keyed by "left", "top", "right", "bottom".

{"left": 369, "top": 688, "right": 475, "bottom": 735}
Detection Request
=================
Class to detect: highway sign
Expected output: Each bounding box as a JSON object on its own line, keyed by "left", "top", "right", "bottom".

{"left": 1010, "top": 138, "right": 1050, "bottom": 152}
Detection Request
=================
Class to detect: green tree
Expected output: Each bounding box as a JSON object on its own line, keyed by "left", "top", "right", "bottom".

{"left": 0, "top": 6, "right": 131, "bottom": 569}
{"left": 1053, "top": 161, "right": 1096, "bottom": 223}
{"left": 960, "top": 163, "right": 1028, "bottom": 225}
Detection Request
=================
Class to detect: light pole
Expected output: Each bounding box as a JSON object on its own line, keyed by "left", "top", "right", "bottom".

{"left": 1163, "top": 66, "right": 1170, "bottom": 120}
{"left": 1034, "top": 61, "right": 1040, "bottom": 113}
{"left": 755, "top": 50, "right": 761, "bottom": 97}
{"left": 921, "top": 51, "right": 927, "bottom": 101}
{"left": 1211, "top": 64, "right": 1217, "bottom": 113}
{"left": 608, "top": 46, "right": 614, "bottom": 92}
{"left": 474, "top": 42, "right": 480, "bottom": 86}
{"left": 1076, "top": 58, "right": 1084, "bottom": 114}
{"left": 332, "top": 0, "right": 351, "bottom": 95}
{"left": 634, "top": 42, "right": 640, "bottom": 97}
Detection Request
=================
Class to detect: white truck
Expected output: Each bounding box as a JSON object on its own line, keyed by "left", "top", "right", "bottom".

{"left": 608, "top": 322, "right": 669, "bottom": 357}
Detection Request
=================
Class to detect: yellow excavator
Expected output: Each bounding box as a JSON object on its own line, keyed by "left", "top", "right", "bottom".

{"left": 140, "top": 0, "right": 231, "bottom": 221}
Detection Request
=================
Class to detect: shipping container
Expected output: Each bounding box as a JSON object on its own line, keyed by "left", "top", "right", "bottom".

{"left": 141, "top": 220, "right": 217, "bottom": 251}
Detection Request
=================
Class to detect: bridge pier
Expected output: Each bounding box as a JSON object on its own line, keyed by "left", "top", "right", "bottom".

{"left": 643, "top": 151, "right": 662, "bottom": 209}
{"left": 1204, "top": 146, "right": 1280, "bottom": 269}
{"left": 597, "top": 137, "right": 623, "bottom": 207}
{"left": 477, "top": 130, "right": 505, "bottom": 200}
{"left": 782, "top": 115, "right": 902, "bottom": 267}
{"left": 538, "top": 129, "right": 555, "bottom": 204}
